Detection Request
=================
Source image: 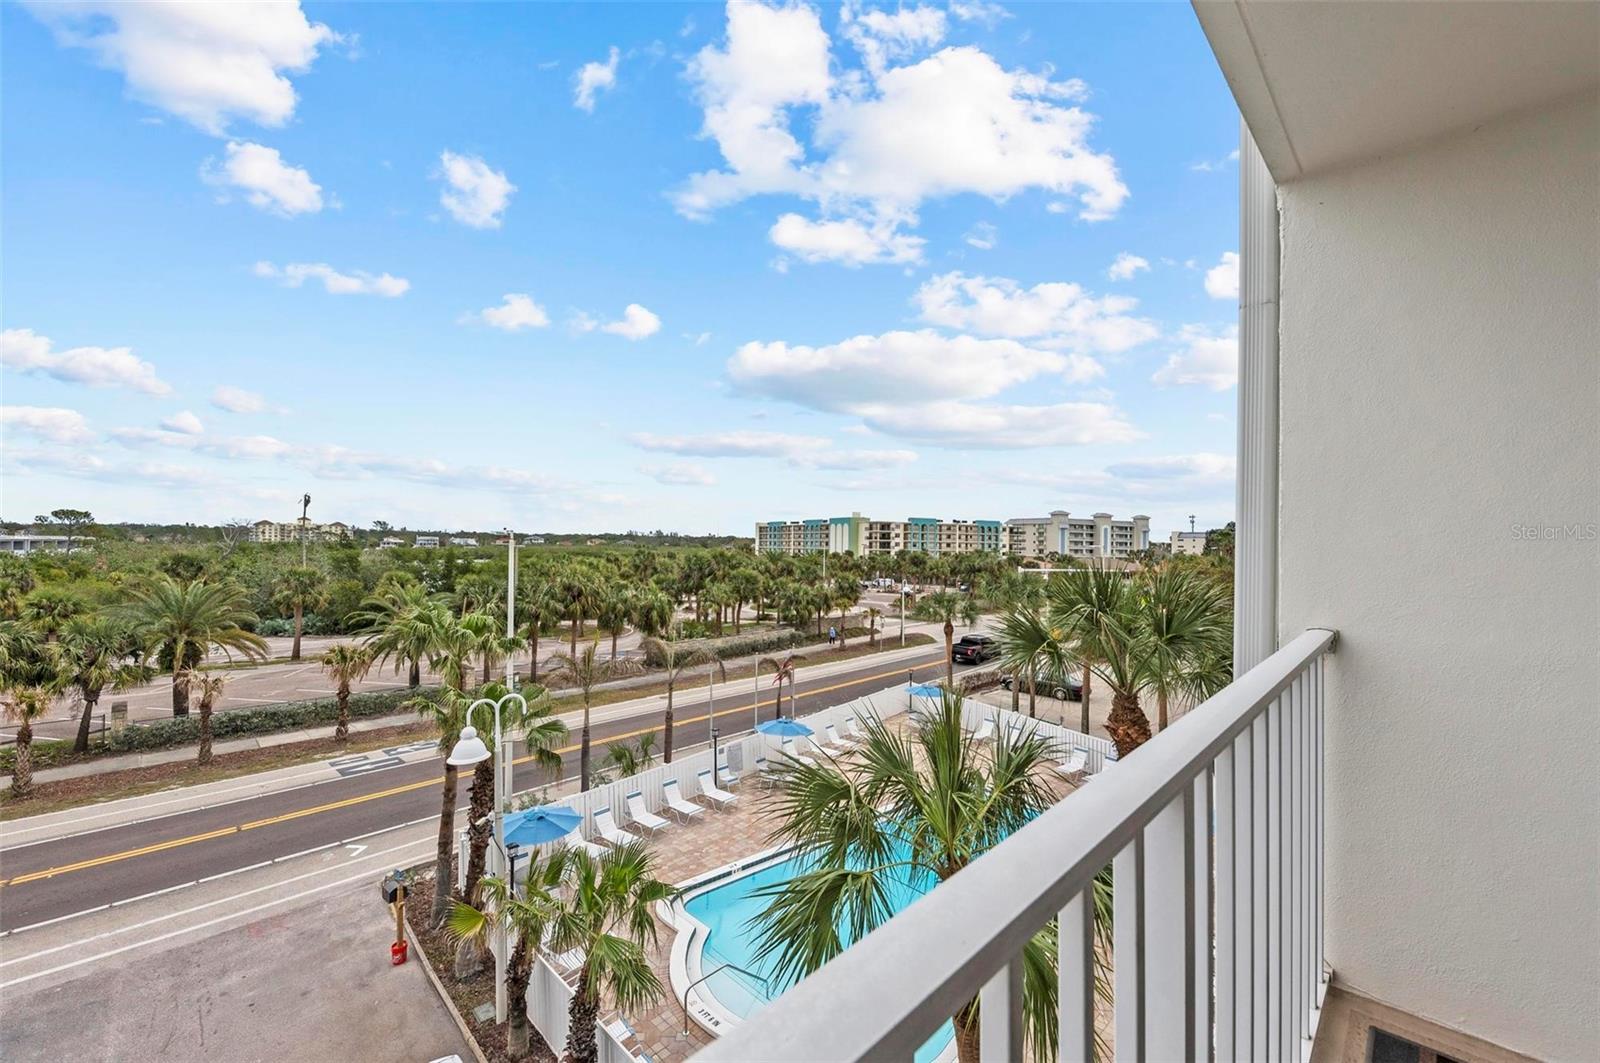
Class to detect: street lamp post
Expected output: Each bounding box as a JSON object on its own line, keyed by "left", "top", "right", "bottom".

{"left": 900, "top": 584, "right": 910, "bottom": 647}
{"left": 447, "top": 690, "right": 527, "bottom": 1024}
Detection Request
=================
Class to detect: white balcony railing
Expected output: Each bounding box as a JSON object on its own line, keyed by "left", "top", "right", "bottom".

{"left": 695, "top": 627, "right": 1337, "bottom": 1062}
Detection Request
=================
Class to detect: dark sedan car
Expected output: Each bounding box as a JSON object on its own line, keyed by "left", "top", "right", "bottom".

{"left": 1000, "top": 668, "right": 1084, "bottom": 701}
{"left": 950, "top": 634, "right": 1000, "bottom": 664}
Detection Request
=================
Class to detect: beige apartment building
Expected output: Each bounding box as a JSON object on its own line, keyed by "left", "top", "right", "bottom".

{"left": 756, "top": 510, "right": 1148, "bottom": 559}
{"left": 1170, "top": 529, "right": 1208, "bottom": 555}
{"left": 248, "top": 519, "right": 351, "bottom": 544}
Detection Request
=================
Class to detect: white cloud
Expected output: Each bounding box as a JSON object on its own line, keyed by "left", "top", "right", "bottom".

{"left": 210, "top": 385, "right": 272, "bottom": 414}
{"left": 470, "top": 293, "right": 551, "bottom": 331}
{"left": 769, "top": 213, "right": 924, "bottom": 266}
{"left": 1152, "top": 324, "right": 1239, "bottom": 391}
{"left": 730, "top": 328, "right": 1097, "bottom": 410}
{"left": 630, "top": 430, "right": 915, "bottom": 470}
{"left": 160, "top": 410, "right": 205, "bottom": 435}
{"left": 849, "top": 398, "right": 1139, "bottom": 448}
{"left": 948, "top": 0, "right": 1010, "bottom": 26}
{"left": 1, "top": 405, "right": 95, "bottom": 444}
{"left": 573, "top": 46, "right": 620, "bottom": 112}
{"left": 1189, "top": 148, "right": 1240, "bottom": 173}
{"left": 677, "top": 4, "right": 1124, "bottom": 262}
{"left": 1205, "top": 251, "right": 1239, "bottom": 300}
{"left": 1106, "top": 452, "right": 1235, "bottom": 484}
{"left": 26, "top": 1, "right": 340, "bottom": 134}
{"left": 437, "top": 151, "right": 515, "bottom": 229}
{"left": 254, "top": 261, "right": 409, "bottom": 296}
{"left": 1, "top": 328, "right": 171, "bottom": 395}
{"left": 600, "top": 304, "right": 662, "bottom": 340}
{"left": 1107, "top": 252, "right": 1149, "bottom": 281}
{"left": 913, "top": 272, "right": 1159, "bottom": 353}
{"left": 841, "top": 3, "right": 946, "bottom": 76}
{"left": 963, "top": 222, "right": 998, "bottom": 251}
{"left": 639, "top": 462, "right": 716, "bottom": 486}
{"left": 1045, "top": 201, "right": 1068, "bottom": 214}
{"left": 202, "top": 141, "right": 323, "bottom": 215}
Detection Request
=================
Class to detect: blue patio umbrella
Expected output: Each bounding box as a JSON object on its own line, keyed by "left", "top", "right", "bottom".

{"left": 756, "top": 718, "right": 814, "bottom": 738}
{"left": 501, "top": 804, "right": 583, "bottom": 849}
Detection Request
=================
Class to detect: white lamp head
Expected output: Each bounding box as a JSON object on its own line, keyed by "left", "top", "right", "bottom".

{"left": 447, "top": 725, "right": 491, "bottom": 767}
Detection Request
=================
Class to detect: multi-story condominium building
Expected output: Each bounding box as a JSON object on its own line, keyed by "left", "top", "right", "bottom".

{"left": 712, "top": 10, "right": 1597, "bottom": 1063}
{"left": 0, "top": 534, "right": 90, "bottom": 554}
{"left": 1002, "top": 511, "right": 1151, "bottom": 559}
{"left": 1170, "top": 529, "right": 1208, "bottom": 556}
{"left": 248, "top": 519, "right": 351, "bottom": 544}
{"left": 448, "top": 536, "right": 480, "bottom": 547}
{"left": 413, "top": 535, "right": 440, "bottom": 548}
{"left": 756, "top": 510, "right": 1145, "bottom": 558}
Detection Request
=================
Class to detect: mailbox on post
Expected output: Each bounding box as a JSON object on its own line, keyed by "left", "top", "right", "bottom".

{"left": 380, "top": 869, "right": 409, "bottom": 965}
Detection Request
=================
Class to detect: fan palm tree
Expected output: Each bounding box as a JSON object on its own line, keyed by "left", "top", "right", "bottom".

{"left": 517, "top": 580, "right": 563, "bottom": 684}
{"left": 830, "top": 576, "right": 858, "bottom": 648}
{"left": 628, "top": 587, "right": 674, "bottom": 640}
{"left": 753, "top": 693, "right": 1091, "bottom": 1063}
{"left": 3, "top": 684, "right": 56, "bottom": 796}
{"left": 547, "top": 843, "right": 674, "bottom": 1063}
{"left": 121, "top": 576, "right": 268, "bottom": 716}
{"left": 638, "top": 632, "right": 719, "bottom": 764}
{"left": 56, "top": 615, "right": 151, "bottom": 752}
{"left": 603, "top": 732, "right": 658, "bottom": 777}
{"left": 913, "top": 589, "right": 966, "bottom": 687}
{"left": 1139, "top": 566, "right": 1233, "bottom": 730}
{"left": 459, "top": 680, "right": 567, "bottom": 907}
{"left": 544, "top": 640, "right": 644, "bottom": 791}
{"left": 21, "top": 586, "right": 86, "bottom": 640}
{"left": 445, "top": 860, "right": 565, "bottom": 1058}
{"left": 191, "top": 671, "right": 226, "bottom": 765}
{"left": 865, "top": 606, "right": 883, "bottom": 647}
{"left": 594, "top": 585, "right": 632, "bottom": 660}
{"left": 356, "top": 582, "right": 448, "bottom": 689}
{"left": 416, "top": 688, "right": 468, "bottom": 927}
{"left": 555, "top": 567, "right": 600, "bottom": 655}
{"left": 993, "top": 607, "right": 1077, "bottom": 719}
{"left": 271, "top": 566, "right": 327, "bottom": 661}
{"left": 319, "top": 643, "right": 374, "bottom": 742}
{"left": 460, "top": 610, "right": 521, "bottom": 688}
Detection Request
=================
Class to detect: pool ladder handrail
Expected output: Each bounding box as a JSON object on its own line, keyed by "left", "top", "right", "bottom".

{"left": 680, "top": 959, "right": 770, "bottom": 1038}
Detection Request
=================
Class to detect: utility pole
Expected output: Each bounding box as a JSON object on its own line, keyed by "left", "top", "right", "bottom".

{"left": 300, "top": 493, "right": 311, "bottom": 566}
{"left": 1189, "top": 514, "right": 1197, "bottom": 533}
{"left": 505, "top": 528, "right": 516, "bottom": 688}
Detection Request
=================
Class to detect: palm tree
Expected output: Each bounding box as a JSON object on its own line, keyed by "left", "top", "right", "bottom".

{"left": 460, "top": 680, "right": 567, "bottom": 907}
{"left": 192, "top": 671, "right": 226, "bottom": 765}
{"left": 1139, "top": 566, "right": 1232, "bottom": 731}
{"left": 3, "top": 684, "right": 56, "bottom": 796}
{"left": 517, "top": 580, "right": 563, "bottom": 684}
{"left": 21, "top": 586, "right": 85, "bottom": 640}
{"left": 416, "top": 688, "right": 468, "bottom": 927}
{"left": 56, "top": 615, "right": 151, "bottom": 752}
{"left": 594, "top": 585, "right": 632, "bottom": 660}
{"left": 753, "top": 693, "right": 1075, "bottom": 1063}
{"left": 555, "top": 567, "right": 600, "bottom": 655}
{"left": 638, "top": 632, "right": 720, "bottom": 763}
{"left": 628, "top": 587, "right": 674, "bottom": 640}
{"left": 913, "top": 589, "right": 965, "bottom": 687}
{"left": 461, "top": 610, "right": 521, "bottom": 688}
{"left": 831, "top": 575, "right": 858, "bottom": 648}
{"left": 122, "top": 576, "right": 268, "bottom": 715}
{"left": 546, "top": 843, "right": 673, "bottom": 1063}
{"left": 757, "top": 653, "right": 806, "bottom": 719}
{"left": 446, "top": 860, "right": 565, "bottom": 1058}
{"left": 865, "top": 606, "right": 883, "bottom": 647}
{"left": 603, "top": 732, "right": 658, "bottom": 777}
{"left": 271, "top": 566, "right": 327, "bottom": 661}
{"left": 983, "top": 572, "right": 1046, "bottom": 715}
{"left": 319, "top": 643, "right": 374, "bottom": 742}
{"left": 545, "top": 640, "right": 644, "bottom": 791}
{"left": 994, "top": 607, "right": 1075, "bottom": 719}
{"left": 728, "top": 567, "right": 762, "bottom": 634}
{"left": 357, "top": 582, "right": 448, "bottom": 689}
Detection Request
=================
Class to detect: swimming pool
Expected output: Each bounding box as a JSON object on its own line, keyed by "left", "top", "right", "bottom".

{"left": 680, "top": 847, "right": 954, "bottom": 1063}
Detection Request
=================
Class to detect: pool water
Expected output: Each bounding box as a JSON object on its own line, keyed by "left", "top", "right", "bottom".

{"left": 684, "top": 849, "right": 953, "bottom": 1063}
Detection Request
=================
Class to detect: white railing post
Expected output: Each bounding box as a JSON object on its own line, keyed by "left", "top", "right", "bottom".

{"left": 978, "top": 952, "right": 1024, "bottom": 1061}
{"left": 1142, "top": 794, "right": 1194, "bottom": 1060}
{"left": 1251, "top": 711, "right": 1269, "bottom": 1057}
{"left": 1215, "top": 740, "right": 1239, "bottom": 1061}
{"left": 1113, "top": 837, "right": 1143, "bottom": 1059}
{"left": 1192, "top": 769, "right": 1215, "bottom": 1061}
{"left": 1058, "top": 885, "right": 1096, "bottom": 1063}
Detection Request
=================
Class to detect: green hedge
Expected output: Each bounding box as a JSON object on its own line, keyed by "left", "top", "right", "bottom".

{"left": 0, "top": 687, "right": 442, "bottom": 773}
{"left": 641, "top": 627, "right": 810, "bottom": 667}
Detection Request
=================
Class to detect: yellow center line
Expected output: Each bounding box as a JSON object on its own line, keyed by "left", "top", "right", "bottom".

{"left": 0, "top": 654, "right": 941, "bottom": 887}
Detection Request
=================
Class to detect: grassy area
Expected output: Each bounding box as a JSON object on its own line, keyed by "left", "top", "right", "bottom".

{"left": 0, "top": 721, "right": 438, "bottom": 820}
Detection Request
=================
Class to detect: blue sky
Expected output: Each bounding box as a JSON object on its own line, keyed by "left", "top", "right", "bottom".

{"left": 1, "top": 1, "right": 1241, "bottom": 538}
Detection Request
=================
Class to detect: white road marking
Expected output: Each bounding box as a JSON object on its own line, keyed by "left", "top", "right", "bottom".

{"left": 344, "top": 844, "right": 368, "bottom": 858}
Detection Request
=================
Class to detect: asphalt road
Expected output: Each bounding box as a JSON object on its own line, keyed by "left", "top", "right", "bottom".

{"left": 0, "top": 645, "right": 967, "bottom": 931}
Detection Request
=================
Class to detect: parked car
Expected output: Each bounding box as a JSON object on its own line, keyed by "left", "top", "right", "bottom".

{"left": 950, "top": 634, "right": 1000, "bottom": 664}
{"left": 1000, "top": 668, "right": 1084, "bottom": 701}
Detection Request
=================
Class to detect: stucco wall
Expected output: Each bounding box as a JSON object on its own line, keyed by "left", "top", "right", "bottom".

{"left": 1276, "top": 91, "right": 1599, "bottom": 1059}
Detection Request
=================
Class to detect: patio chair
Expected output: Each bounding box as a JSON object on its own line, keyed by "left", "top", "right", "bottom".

{"left": 593, "top": 806, "right": 641, "bottom": 847}
{"left": 696, "top": 769, "right": 738, "bottom": 809}
{"left": 969, "top": 717, "right": 996, "bottom": 743}
{"left": 716, "top": 758, "right": 741, "bottom": 789}
{"left": 1054, "top": 748, "right": 1089, "bottom": 781}
{"left": 661, "top": 778, "right": 705, "bottom": 822}
{"left": 561, "top": 832, "right": 607, "bottom": 859}
{"left": 779, "top": 737, "right": 817, "bottom": 767}
{"left": 624, "top": 791, "right": 670, "bottom": 835}
{"left": 845, "top": 715, "right": 872, "bottom": 743}
{"left": 823, "top": 723, "right": 856, "bottom": 753}
{"left": 752, "top": 756, "right": 781, "bottom": 788}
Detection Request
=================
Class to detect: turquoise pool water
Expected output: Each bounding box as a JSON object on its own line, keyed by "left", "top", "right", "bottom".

{"left": 684, "top": 850, "right": 953, "bottom": 1063}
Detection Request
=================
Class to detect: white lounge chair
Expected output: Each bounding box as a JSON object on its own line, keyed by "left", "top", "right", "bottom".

{"left": 969, "top": 718, "right": 996, "bottom": 743}
{"left": 624, "top": 791, "right": 669, "bottom": 835}
{"left": 561, "top": 831, "right": 607, "bottom": 859}
{"left": 661, "top": 778, "right": 704, "bottom": 822}
{"left": 593, "top": 806, "right": 641, "bottom": 847}
{"left": 1055, "top": 748, "right": 1089, "bottom": 781}
{"left": 716, "top": 760, "right": 740, "bottom": 789}
{"left": 823, "top": 723, "right": 856, "bottom": 753}
{"left": 780, "top": 737, "right": 817, "bottom": 767}
{"left": 752, "top": 756, "right": 780, "bottom": 788}
{"left": 845, "top": 715, "right": 871, "bottom": 743}
{"left": 696, "top": 769, "right": 738, "bottom": 809}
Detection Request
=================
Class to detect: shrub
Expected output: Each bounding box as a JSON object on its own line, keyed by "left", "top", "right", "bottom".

{"left": 641, "top": 627, "right": 810, "bottom": 667}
